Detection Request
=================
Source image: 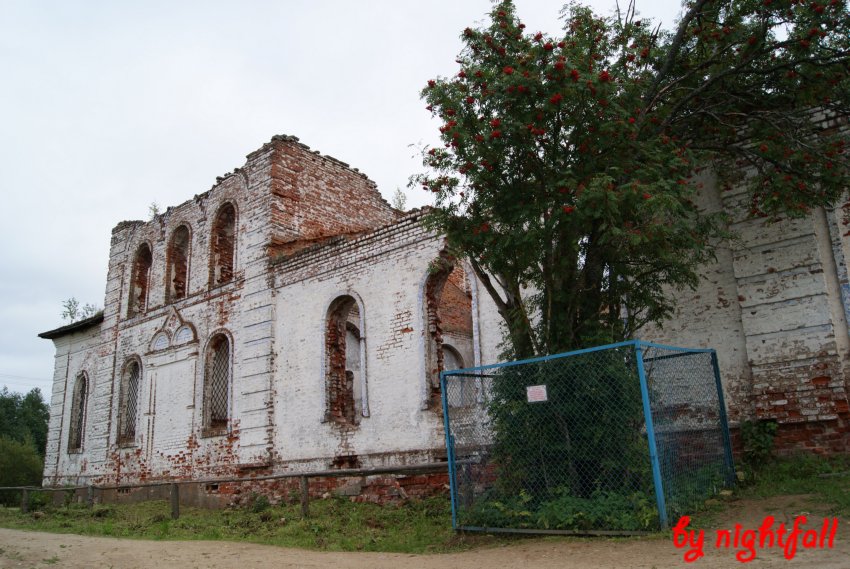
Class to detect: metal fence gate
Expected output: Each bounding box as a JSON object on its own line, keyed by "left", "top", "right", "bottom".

{"left": 441, "top": 340, "right": 735, "bottom": 534}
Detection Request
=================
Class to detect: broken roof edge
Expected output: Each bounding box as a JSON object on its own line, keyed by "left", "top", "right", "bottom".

{"left": 111, "top": 134, "right": 395, "bottom": 235}
{"left": 254, "top": 134, "right": 386, "bottom": 189}
{"left": 38, "top": 312, "right": 105, "bottom": 340}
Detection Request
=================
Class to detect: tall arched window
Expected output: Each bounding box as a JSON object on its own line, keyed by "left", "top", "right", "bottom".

{"left": 166, "top": 225, "right": 190, "bottom": 302}
{"left": 325, "top": 295, "right": 365, "bottom": 424}
{"left": 204, "top": 333, "right": 231, "bottom": 434}
{"left": 118, "top": 360, "right": 141, "bottom": 444}
{"left": 424, "top": 254, "right": 475, "bottom": 409}
{"left": 209, "top": 203, "right": 236, "bottom": 287}
{"left": 68, "top": 372, "right": 88, "bottom": 452}
{"left": 128, "top": 243, "right": 153, "bottom": 317}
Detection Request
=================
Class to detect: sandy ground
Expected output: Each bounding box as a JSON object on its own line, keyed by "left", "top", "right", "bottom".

{"left": 0, "top": 496, "right": 847, "bottom": 568}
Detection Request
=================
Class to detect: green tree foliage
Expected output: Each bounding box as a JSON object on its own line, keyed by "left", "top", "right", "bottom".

{"left": 416, "top": 0, "right": 848, "bottom": 529}
{"left": 0, "top": 437, "right": 44, "bottom": 504}
{"left": 391, "top": 187, "right": 409, "bottom": 211}
{"left": 414, "top": 0, "right": 849, "bottom": 358}
{"left": 0, "top": 387, "right": 50, "bottom": 457}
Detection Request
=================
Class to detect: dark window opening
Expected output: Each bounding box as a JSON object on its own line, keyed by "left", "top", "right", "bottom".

{"left": 210, "top": 204, "right": 236, "bottom": 287}
{"left": 68, "top": 373, "right": 88, "bottom": 452}
{"left": 325, "top": 296, "right": 363, "bottom": 424}
{"left": 166, "top": 225, "right": 190, "bottom": 302}
{"left": 128, "top": 243, "right": 153, "bottom": 317}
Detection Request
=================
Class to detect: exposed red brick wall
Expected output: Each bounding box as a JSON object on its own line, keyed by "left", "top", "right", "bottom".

{"left": 165, "top": 225, "right": 189, "bottom": 302}
{"left": 440, "top": 269, "right": 473, "bottom": 336}
{"left": 325, "top": 297, "right": 357, "bottom": 424}
{"left": 264, "top": 136, "right": 399, "bottom": 257}
{"left": 209, "top": 203, "right": 235, "bottom": 286}
{"left": 224, "top": 472, "right": 451, "bottom": 507}
{"left": 129, "top": 243, "right": 152, "bottom": 316}
{"left": 749, "top": 355, "right": 850, "bottom": 454}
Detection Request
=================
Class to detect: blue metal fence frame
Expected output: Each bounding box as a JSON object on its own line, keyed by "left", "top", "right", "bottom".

{"left": 440, "top": 339, "right": 734, "bottom": 534}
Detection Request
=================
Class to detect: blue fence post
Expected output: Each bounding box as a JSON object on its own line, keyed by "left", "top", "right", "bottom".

{"left": 440, "top": 370, "right": 459, "bottom": 530}
{"left": 635, "top": 342, "right": 669, "bottom": 529}
{"left": 710, "top": 350, "right": 737, "bottom": 487}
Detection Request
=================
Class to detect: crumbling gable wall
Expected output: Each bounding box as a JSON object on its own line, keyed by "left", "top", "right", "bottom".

{"left": 264, "top": 135, "right": 400, "bottom": 257}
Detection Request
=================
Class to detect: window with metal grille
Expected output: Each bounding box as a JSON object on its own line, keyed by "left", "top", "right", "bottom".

{"left": 118, "top": 360, "right": 140, "bottom": 444}
{"left": 204, "top": 334, "right": 230, "bottom": 433}
{"left": 68, "top": 373, "right": 87, "bottom": 452}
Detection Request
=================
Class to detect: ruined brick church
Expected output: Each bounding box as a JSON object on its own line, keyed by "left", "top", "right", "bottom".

{"left": 39, "top": 135, "right": 504, "bottom": 490}
{"left": 39, "top": 134, "right": 850, "bottom": 492}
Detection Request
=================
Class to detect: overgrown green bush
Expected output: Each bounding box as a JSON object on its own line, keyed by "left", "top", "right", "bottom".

{"left": 488, "top": 351, "right": 649, "bottom": 500}
{"left": 248, "top": 493, "right": 271, "bottom": 513}
{"left": 740, "top": 419, "right": 778, "bottom": 478}
{"left": 477, "top": 349, "right": 654, "bottom": 530}
{"left": 462, "top": 487, "right": 658, "bottom": 531}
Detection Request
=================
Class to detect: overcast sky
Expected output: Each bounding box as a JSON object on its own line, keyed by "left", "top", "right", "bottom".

{"left": 0, "top": 0, "right": 683, "bottom": 397}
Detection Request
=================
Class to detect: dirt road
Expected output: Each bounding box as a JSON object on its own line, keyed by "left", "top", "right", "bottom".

{"left": 1, "top": 496, "right": 847, "bottom": 568}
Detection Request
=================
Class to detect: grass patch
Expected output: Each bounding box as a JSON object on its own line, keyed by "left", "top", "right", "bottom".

{"left": 735, "top": 454, "right": 850, "bottom": 516}
{"left": 0, "top": 455, "right": 845, "bottom": 552}
{"left": 0, "top": 496, "right": 490, "bottom": 553}
{"left": 688, "top": 454, "right": 850, "bottom": 529}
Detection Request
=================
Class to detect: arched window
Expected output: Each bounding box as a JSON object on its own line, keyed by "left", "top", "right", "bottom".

{"left": 325, "top": 295, "right": 365, "bottom": 424}
{"left": 443, "top": 344, "right": 465, "bottom": 371}
{"left": 209, "top": 203, "right": 236, "bottom": 287}
{"left": 166, "top": 225, "right": 190, "bottom": 302}
{"left": 444, "top": 344, "right": 474, "bottom": 407}
{"left": 68, "top": 372, "right": 88, "bottom": 452}
{"left": 118, "top": 360, "right": 141, "bottom": 444}
{"left": 424, "top": 254, "right": 475, "bottom": 409}
{"left": 204, "top": 333, "right": 231, "bottom": 434}
{"left": 128, "top": 243, "right": 153, "bottom": 317}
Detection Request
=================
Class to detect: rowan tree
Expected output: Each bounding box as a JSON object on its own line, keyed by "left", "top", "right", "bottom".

{"left": 414, "top": 0, "right": 849, "bottom": 357}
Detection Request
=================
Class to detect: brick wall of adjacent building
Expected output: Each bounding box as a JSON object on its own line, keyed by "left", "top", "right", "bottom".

{"left": 645, "top": 171, "right": 850, "bottom": 455}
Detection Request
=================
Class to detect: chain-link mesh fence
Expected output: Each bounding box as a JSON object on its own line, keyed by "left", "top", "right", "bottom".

{"left": 441, "top": 340, "right": 734, "bottom": 534}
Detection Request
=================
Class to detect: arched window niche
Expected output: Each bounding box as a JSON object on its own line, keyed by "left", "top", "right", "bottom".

{"left": 209, "top": 203, "right": 236, "bottom": 287}
{"left": 203, "top": 332, "right": 231, "bottom": 436}
{"left": 166, "top": 225, "right": 191, "bottom": 302}
{"left": 118, "top": 359, "right": 141, "bottom": 445}
{"left": 128, "top": 242, "right": 153, "bottom": 317}
{"left": 324, "top": 294, "right": 368, "bottom": 424}
{"left": 68, "top": 372, "right": 88, "bottom": 452}
{"left": 423, "top": 252, "right": 477, "bottom": 410}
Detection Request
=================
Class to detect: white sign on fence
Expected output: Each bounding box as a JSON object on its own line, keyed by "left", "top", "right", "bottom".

{"left": 526, "top": 384, "right": 548, "bottom": 403}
